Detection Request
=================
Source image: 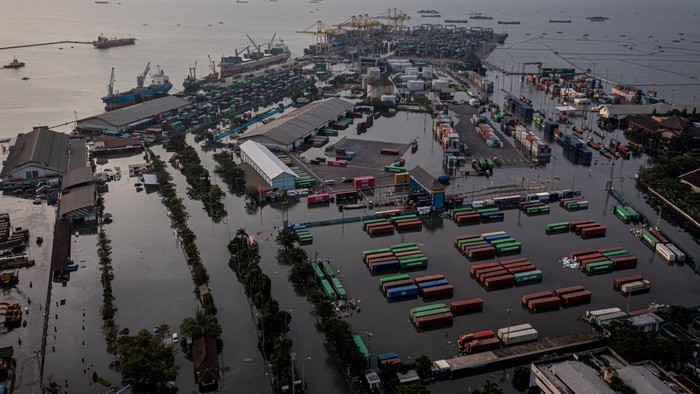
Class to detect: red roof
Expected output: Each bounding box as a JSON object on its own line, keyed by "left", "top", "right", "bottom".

{"left": 193, "top": 337, "right": 220, "bottom": 385}
{"left": 679, "top": 168, "right": 700, "bottom": 190}
{"left": 50, "top": 218, "right": 71, "bottom": 271}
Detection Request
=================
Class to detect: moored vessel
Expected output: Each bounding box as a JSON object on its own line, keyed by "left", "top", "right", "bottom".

{"left": 3, "top": 57, "right": 25, "bottom": 69}
{"left": 219, "top": 33, "right": 290, "bottom": 78}
{"left": 101, "top": 62, "right": 172, "bottom": 111}
{"left": 92, "top": 34, "right": 136, "bottom": 49}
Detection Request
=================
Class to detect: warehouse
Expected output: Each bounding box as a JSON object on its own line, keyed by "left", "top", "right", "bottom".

{"left": 77, "top": 96, "right": 189, "bottom": 134}
{"left": 239, "top": 141, "right": 298, "bottom": 191}
{"left": 0, "top": 126, "right": 86, "bottom": 186}
{"left": 409, "top": 165, "right": 445, "bottom": 210}
{"left": 238, "top": 98, "right": 354, "bottom": 151}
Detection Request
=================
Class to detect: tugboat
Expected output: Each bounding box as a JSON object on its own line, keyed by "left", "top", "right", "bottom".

{"left": 3, "top": 57, "right": 25, "bottom": 69}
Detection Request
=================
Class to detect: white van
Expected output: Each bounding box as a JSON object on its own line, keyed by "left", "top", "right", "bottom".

{"left": 324, "top": 179, "right": 336, "bottom": 185}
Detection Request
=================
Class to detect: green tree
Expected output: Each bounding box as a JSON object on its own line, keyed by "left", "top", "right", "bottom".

{"left": 659, "top": 305, "right": 692, "bottom": 326}
{"left": 414, "top": 355, "right": 432, "bottom": 379}
{"left": 512, "top": 366, "right": 531, "bottom": 391}
{"left": 244, "top": 185, "right": 260, "bottom": 204}
{"left": 275, "top": 230, "right": 297, "bottom": 251}
{"left": 395, "top": 382, "right": 430, "bottom": 394}
{"left": 472, "top": 380, "right": 504, "bottom": 394}
{"left": 114, "top": 329, "right": 177, "bottom": 393}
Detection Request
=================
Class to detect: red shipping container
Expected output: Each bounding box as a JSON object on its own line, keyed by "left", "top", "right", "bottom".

{"left": 466, "top": 337, "right": 501, "bottom": 354}
{"left": 506, "top": 264, "right": 537, "bottom": 274}
{"left": 553, "top": 285, "right": 585, "bottom": 297}
{"left": 363, "top": 251, "right": 394, "bottom": 263}
{"left": 470, "top": 262, "right": 500, "bottom": 276}
{"left": 521, "top": 291, "right": 554, "bottom": 306}
{"left": 528, "top": 296, "right": 561, "bottom": 312}
{"left": 380, "top": 148, "right": 400, "bottom": 155}
{"left": 368, "top": 225, "right": 394, "bottom": 235}
{"left": 574, "top": 223, "right": 600, "bottom": 234}
{"left": 451, "top": 298, "right": 484, "bottom": 314}
{"left": 307, "top": 193, "right": 330, "bottom": 203}
{"left": 568, "top": 220, "right": 595, "bottom": 231}
{"left": 568, "top": 249, "right": 597, "bottom": 259}
{"left": 484, "top": 274, "right": 514, "bottom": 288}
{"left": 468, "top": 246, "right": 496, "bottom": 259}
{"left": 353, "top": 176, "right": 375, "bottom": 190}
{"left": 415, "top": 274, "right": 445, "bottom": 284}
{"left": 597, "top": 247, "right": 624, "bottom": 254}
{"left": 454, "top": 234, "right": 481, "bottom": 244}
{"left": 502, "top": 261, "right": 533, "bottom": 270}
{"left": 560, "top": 290, "right": 592, "bottom": 305}
{"left": 414, "top": 312, "right": 453, "bottom": 328}
{"left": 613, "top": 275, "right": 643, "bottom": 290}
{"left": 500, "top": 258, "right": 529, "bottom": 267}
{"left": 458, "top": 330, "right": 494, "bottom": 346}
{"left": 457, "top": 214, "right": 481, "bottom": 224}
{"left": 611, "top": 256, "right": 638, "bottom": 268}
{"left": 421, "top": 284, "right": 454, "bottom": 298}
{"left": 581, "top": 226, "right": 606, "bottom": 237}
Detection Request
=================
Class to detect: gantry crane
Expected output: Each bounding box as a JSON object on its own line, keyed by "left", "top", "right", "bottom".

{"left": 335, "top": 14, "right": 381, "bottom": 44}
{"left": 374, "top": 8, "right": 410, "bottom": 33}
{"left": 296, "top": 20, "right": 339, "bottom": 55}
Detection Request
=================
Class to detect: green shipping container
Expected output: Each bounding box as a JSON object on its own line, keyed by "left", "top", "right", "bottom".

{"left": 390, "top": 242, "right": 418, "bottom": 249}
{"left": 476, "top": 208, "right": 500, "bottom": 215}
{"left": 451, "top": 207, "right": 473, "bottom": 217}
{"left": 641, "top": 230, "right": 659, "bottom": 249}
{"left": 623, "top": 206, "right": 640, "bottom": 221}
{"left": 398, "top": 253, "right": 424, "bottom": 262}
{"left": 457, "top": 237, "right": 485, "bottom": 249}
{"left": 409, "top": 303, "right": 447, "bottom": 319}
{"left": 513, "top": 270, "right": 543, "bottom": 283}
{"left": 384, "top": 166, "right": 406, "bottom": 173}
{"left": 331, "top": 277, "right": 347, "bottom": 301}
{"left": 321, "top": 279, "right": 337, "bottom": 301}
{"left": 363, "top": 248, "right": 392, "bottom": 259}
{"left": 390, "top": 215, "right": 418, "bottom": 224}
{"left": 489, "top": 238, "right": 517, "bottom": 246}
{"left": 601, "top": 249, "right": 627, "bottom": 257}
{"left": 545, "top": 222, "right": 569, "bottom": 233}
{"left": 412, "top": 307, "right": 451, "bottom": 321}
{"left": 353, "top": 335, "right": 369, "bottom": 360}
{"left": 400, "top": 260, "right": 428, "bottom": 270}
{"left": 584, "top": 261, "right": 614, "bottom": 273}
{"left": 495, "top": 242, "right": 522, "bottom": 254}
{"left": 321, "top": 260, "right": 335, "bottom": 278}
{"left": 311, "top": 263, "right": 325, "bottom": 283}
{"left": 379, "top": 274, "right": 410, "bottom": 287}
{"left": 391, "top": 246, "right": 420, "bottom": 254}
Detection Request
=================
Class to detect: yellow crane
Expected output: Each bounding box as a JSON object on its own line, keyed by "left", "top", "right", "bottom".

{"left": 296, "top": 20, "right": 340, "bottom": 55}
{"left": 336, "top": 14, "right": 381, "bottom": 43}
{"left": 374, "top": 8, "right": 410, "bottom": 32}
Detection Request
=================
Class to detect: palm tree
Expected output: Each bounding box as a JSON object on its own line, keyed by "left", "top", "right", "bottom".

{"left": 157, "top": 324, "right": 170, "bottom": 339}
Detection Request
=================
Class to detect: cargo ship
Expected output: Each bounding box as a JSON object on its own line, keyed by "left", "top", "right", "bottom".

{"left": 497, "top": 21, "right": 520, "bottom": 24}
{"left": 92, "top": 34, "right": 136, "bottom": 49}
{"left": 586, "top": 16, "right": 609, "bottom": 22}
{"left": 219, "top": 34, "right": 290, "bottom": 78}
{"left": 101, "top": 62, "right": 172, "bottom": 111}
{"left": 549, "top": 19, "right": 572, "bottom": 23}
{"left": 421, "top": 14, "right": 441, "bottom": 18}
{"left": 183, "top": 55, "right": 219, "bottom": 92}
{"left": 470, "top": 15, "right": 493, "bottom": 20}
{"left": 417, "top": 9, "right": 439, "bottom": 14}
{"left": 3, "top": 57, "right": 25, "bottom": 69}
{"left": 444, "top": 19, "right": 468, "bottom": 23}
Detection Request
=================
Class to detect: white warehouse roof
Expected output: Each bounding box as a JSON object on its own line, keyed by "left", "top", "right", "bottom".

{"left": 239, "top": 141, "right": 298, "bottom": 180}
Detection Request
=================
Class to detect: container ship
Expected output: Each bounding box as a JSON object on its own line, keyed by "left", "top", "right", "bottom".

{"left": 470, "top": 15, "right": 493, "bottom": 20}
{"left": 497, "top": 21, "right": 520, "bottom": 25}
{"left": 183, "top": 55, "right": 220, "bottom": 92}
{"left": 549, "top": 19, "right": 572, "bottom": 23}
{"left": 92, "top": 34, "right": 136, "bottom": 49}
{"left": 219, "top": 34, "right": 290, "bottom": 78}
{"left": 444, "top": 19, "right": 468, "bottom": 23}
{"left": 101, "top": 62, "right": 172, "bottom": 111}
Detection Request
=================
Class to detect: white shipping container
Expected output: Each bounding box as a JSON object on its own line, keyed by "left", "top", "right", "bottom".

{"left": 501, "top": 328, "right": 539, "bottom": 345}
{"left": 655, "top": 243, "right": 676, "bottom": 262}
{"left": 586, "top": 307, "right": 623, "bottom": 318}
{"left": 621, "top": 280, "right": 651, "bottom": 294}
{"left": 665, "top": 243, "right": 686, "bottom": 262}
{"left": 497, "top": 324, "right": 533, "bottom": 339}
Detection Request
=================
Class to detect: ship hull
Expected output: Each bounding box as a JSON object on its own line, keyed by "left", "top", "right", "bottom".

{"left": 102, "top": 84, "right": 172, "bottom": 111}
{"left": 219, "top": 51, "right": 290, "bottom": 78}
{"left": 93, "top": 38, "right": 137, "bottom": 49}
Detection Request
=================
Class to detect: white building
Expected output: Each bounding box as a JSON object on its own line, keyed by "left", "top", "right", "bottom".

{"left": 239, "top": 140, "right": 298, "bottom": 191}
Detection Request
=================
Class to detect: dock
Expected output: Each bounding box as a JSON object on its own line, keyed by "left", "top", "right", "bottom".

{"left": 0, "top": 41, "right": 91, "bottom": 51}
{"left": 446, "top": 332, "right": 601, "bottom": 376}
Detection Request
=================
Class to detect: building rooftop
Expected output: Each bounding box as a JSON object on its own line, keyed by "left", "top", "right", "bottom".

{"left": 626, "top": 312, "right": 665, "bottom": 327}
{"left": 1, "top": 127, "right": 72, "bottom": 177}
{"left": 193, "top": 337, "right": 220, "bottom": 384}
{"left": 57, "top": 184, "right": 96, "bottom": 217}
{"left": 679, "top": 168, "right": 700, "bottom": 190}
{"left": 239, "top": 140, "right": 298, "bottom": 180}
{"left": 239, "top": 98, "right": 354, "bottom": 146}
{"left": 62, "top": 167, "right": 94, "bottom": 190}
{"left": 410, "top": 165, "right": 443, "bottom": 191}
{"left": 80, "top": 96, "right": 189, "bottom": 127}
{"left": 50, "top": 218, "right": 71, "bottom": 271}
{"left": 92, "top": 135, "right": 143, "bottom": 150}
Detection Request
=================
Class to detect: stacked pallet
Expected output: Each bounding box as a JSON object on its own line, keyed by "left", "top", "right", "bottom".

{"left": 454, "top": 231, "right": 523, "bottom": 260}
{"left": 470, "top": 258, "right": 542, "bottom": 289}
{"left": 568, "top": 247, "right": 638, "bottom": 273}
{"left": 362, "top": 242, "right": 428, "bottom": 274}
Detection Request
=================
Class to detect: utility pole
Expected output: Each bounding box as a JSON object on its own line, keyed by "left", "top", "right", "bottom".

{"left": 291, "top": 352, "right": 296, "bottom": 394}
{"left": 366, "top": 331, "right": 373, "bottom": 369}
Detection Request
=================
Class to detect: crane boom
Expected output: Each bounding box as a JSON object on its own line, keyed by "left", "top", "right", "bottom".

{"left": 107, "top": 67, "right": 115, "bottom": 96}
{"left": 137, "top": 62, "right": 151, "bottom": 88}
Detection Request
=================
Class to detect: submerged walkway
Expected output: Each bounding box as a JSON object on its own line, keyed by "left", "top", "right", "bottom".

{"left": 0, "top": 41, "right": 91, "bottom": 50}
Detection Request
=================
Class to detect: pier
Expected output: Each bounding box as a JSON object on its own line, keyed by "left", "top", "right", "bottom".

{"left": 0, "top": 41, "right": 91, "bottom": 51}
{"left": 446, "top": 332, "right": 601, "bottom": 376}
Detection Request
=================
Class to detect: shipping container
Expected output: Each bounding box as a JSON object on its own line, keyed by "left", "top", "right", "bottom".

{"left": 501, "top": 328, "right": 539, "bottom": 345}
{"left": 573, "top": 222, "right": 600, "bottom": 234}
{"left": 366, "top": 253, "right": 400, "bottom": 265}
{"left": 412, "top": 307, "right": 451, "bottom": 321}
{"left": 421, "top": 284, "right": 454, "bottom": 298}
{"left": 470, "top": 262, "right": 501, "bottom": 276}
{"left": 464, "top": 337, "right": 501, "bottom": 354}
{"left": 458, "top": 330, "right": 495, "bottom": 346}
{"left": 641, "top": 229, "right": 660, "bottom": 249}
{"left": 409, "top": 303, "right": 448, "bottom": 319}
{"left": 495, "top": 242, "right": 522, "bottom": 255}
{"left": 414, "top": 312, "right": 453, "bottom": 328}
{"left": 417, "top": 279, "right": 449, "bottom": 289}
{"left": 665, "top": 243, "right": 686, "bottom": 262}
{"left": 484, "top": 274, "right": 514, "bottom": 288}
{"left": 655, "top": 243, "right": 676, "bottom": 262}
{"left": 362, "top": 220, "right": 390, "bottom": 231}
{"left": 483, "top": 233, "right": 512, "bottom": 242}
{"left": 610, "top": 256, "right": 638, "bottom": 269}
{"left": 311, "top": 263, "right": 325, "bottom": 283}
{"left": 620, "top": 280, "right": 651, "bottom": 295}
{"left": 497, "top": 324, "right": 533, "bottom": 338}
{"left": 321, "top": 260, "right": 335, "bottom": 278}
{"left": 568, "top": 220, "right": 595, "bottom": 231}
{"left": 514, "top": 270, "right": 543, "bottom": 283}
{"left": 584, "top": 261, "right": 614, "bottom": 273}
{"left": 369, "top": 260, "right": 401, "bottom": 273}
{"left": 468, "top": 246, "right": 497, "bottom": 259}
{"left": 559, "top": 290, "right": 592, "bottom": 305}
{"left": 382, "top": 279, "right": 414, "bottom": 293}
{"left": 368, "top": 224, "right": 395, "bottom": 235}
{"left": 386, "top": 285, "right": 419, "bottom": 299}
{"left": 568, "top": 249, "right": 597, "bottom": 259}
{"left": 475, "top": 266, "right": 508, "bottom": 280}
{"left": 545, "top": 222, "right": 570, "bottom": 234}
{"left": 521, "top": 291, "right": 554, "bottom": 306}
{"left": 613, "top": 275, "right": 644, "bottom": 290}
{"left": 454, "top": 234, "right": 481, "bottom": 245}
{"left": 601, "top": 249, "right": 628, "bottom": 257}
{"left": 307, "top": 193, "right": 330, "bottom": 204}
{"left": 377, "top": 352, "right": 399, "bottom": 364}
{"left": 415, "top": 274, "right": 446, "bottom": 284}
{"left": 528, "top": 296, "right": 561, "bottom": 312}
{"left": 581, "top": 226, "right": 607, "bottom": 237}
{"left": 553, "top": 285, "right": 585, "bottom": 297}
{"left": 353, "top": 335, "right": 369, "bottom": 360}
{"left": 450, "top": 298, "right": 484, "bottom": 314}
{"left": 320, "top": 279, "right": 337, "bottom": 301}
{"left": 500, "top": 258, "right": 529, "bottom": 267}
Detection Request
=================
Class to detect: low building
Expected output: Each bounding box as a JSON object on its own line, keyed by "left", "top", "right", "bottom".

{"left": 679, "top": 168, "right": 700, "bottom": 193}
{"left": 0, "top": 127, "right": 86, "bottom": 185}
{"left": 627, "top": 114, "right": 700, "bottom": 154}
{"left": 193, "top": 337, "right": 220, "bottom": 390}
{"left": 626, "top": 312, "right": 664, "bottom": 334}
{"left": 409, "top": 165, "right": 445, "bottom": 210}
{"left": 239, "top": 141, "right": 298, "bottom": 191}
{"left": 599, "top": 103, "right": 700, "bottom": 119}
{"left": 61, "top": 167, "right": 94, "bottom": 192}
{"left": 57, "top": 184, "right": 97, "bottom": 223}
{"left": 531, "top": 347, "right": 693, "bottom": 394}
{"left": 238, "top": 98, "right": 354, "bottom": 151}
{"left": 90, "top": 135, "right": 143, "bottom": 155}
{"left": 77, "top": 96, "right": 189, "bottom": 134}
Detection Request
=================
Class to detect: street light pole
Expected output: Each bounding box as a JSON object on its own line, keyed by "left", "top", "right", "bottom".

{"left": 366, "top": 331, "right": 373, "bottom": 369}
{"left": 302, "top": 356, "right": 311, "bottom": 391}
{"left": 291, "top": 352, "right": 296, "bottom": 394}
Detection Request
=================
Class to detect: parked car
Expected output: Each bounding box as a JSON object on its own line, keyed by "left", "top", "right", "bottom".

{"left": 172, "top": 333, "right": 179, "bottom": 343}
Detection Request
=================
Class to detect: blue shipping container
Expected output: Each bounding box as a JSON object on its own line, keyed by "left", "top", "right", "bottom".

{"left": 386, "top": 285, "right": 419, "bottom": 299}
{"left": 484, "top": 234, "right": 511, "bottom": 242}
{"left": 377, "top": 352, "right": 399, "bottom": 362}
{"left": 417, "top": 279, "right": 449, "bottom": 289}
{"left": 370, "top": 260, "right": 401, "bottom": 273}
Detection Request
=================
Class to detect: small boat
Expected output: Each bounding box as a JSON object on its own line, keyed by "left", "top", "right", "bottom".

{"left": 134, "top": 182, "right": 143, "bottom": 187}
{"left": 3, "top": 57, "right": 25, "bottom": 69}
{"left": 21, "top": 77, "right": 30, "bottom": 80}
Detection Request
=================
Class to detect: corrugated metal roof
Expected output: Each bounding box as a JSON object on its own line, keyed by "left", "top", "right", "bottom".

{"left": 58, "top": 184, "right": 96, "bottom": 217}
{"left": 62, "top": 167, "right": 94, "bottom": 190}
{"left": 0, "top": 127, "right": 71, "bottom": 177}
{"left": 410, "top": 165, "right": 442, "bottom": 191}
{"left": 239, "top": 98, "right": 354, "bottom": 146}
{"left": 80, "top": 96, "right": 189, "bottom": 127}
{"left": 618, "top": 365, "right": 676, "bottom": 394}
{"left": 239, "top": 140, "right": 298, "bottom": 180}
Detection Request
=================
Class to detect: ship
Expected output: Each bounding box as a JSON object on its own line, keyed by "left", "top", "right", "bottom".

{"left": 3, "top": 57, "right": 25, "bottom": 69}
{"left": 101, "top": 62, "right": 172, "bottom": 111}
{"left": 469, "top": 15, "right": 493, "bottom": 20}
{"left": 417, "top": 9, "right": 439, "bottom": 14}
{"left": 219, "top": 33, "right": 290, "bottom": 78}
{"left": 444, "top": 19, "right": 468, "bottom": 23}
{"left": 549, "top": 19, "right": 572, "bottom": 23}
{"left": 183, "top": 55, "right": 220, "bottom": 92}
{"left": 421, "top": 14, "right": 441, "bottom": 18}
{"left": 497, "top": 21, "right": 520, "bottom": 24}
{"left": 92, "top": 34, "right": 136, "bottom": 49}
{"left": 586, "top": 16, "right": 609, "bottom": 22}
